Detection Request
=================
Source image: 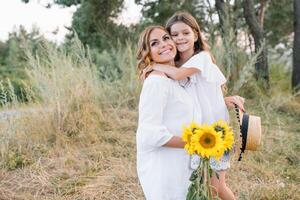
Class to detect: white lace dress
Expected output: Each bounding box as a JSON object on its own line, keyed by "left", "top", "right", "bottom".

{"left": 181, "top": 51, "right": 231, "bottom": 171}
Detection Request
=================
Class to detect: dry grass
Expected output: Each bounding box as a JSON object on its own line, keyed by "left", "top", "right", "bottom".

{"left": 227, "top": 98, "right": 300, "bottom": 200}
{"left": 0, "top": 95, "right": 298, "bottom": 200}
{"left": 0, "top": 106, "right": 144, "bottom": 200}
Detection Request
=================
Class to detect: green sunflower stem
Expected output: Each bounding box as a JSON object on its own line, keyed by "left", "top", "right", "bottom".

{"left": 204, "top": 159, "right": 214, "bottom": 200}
{"left": 207, "top": 161, "right": 213, "bottom": 199}
{"left": 186, "top": 158, "right": 215, "bottom": 200}
{"left": 203, "top": 160, "right": 207, "bottom": 197}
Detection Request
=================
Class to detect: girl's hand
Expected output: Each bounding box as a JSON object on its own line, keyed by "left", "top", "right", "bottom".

{"left": 141, "top": 65, "right": 154, "bottom": 81}
{"left": 224, "top": 96, "right": 245, "bottom": 112}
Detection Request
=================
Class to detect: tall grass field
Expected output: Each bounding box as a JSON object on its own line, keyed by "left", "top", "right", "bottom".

{"left": 0, "top": 38, "right": 299, "bottom": 200}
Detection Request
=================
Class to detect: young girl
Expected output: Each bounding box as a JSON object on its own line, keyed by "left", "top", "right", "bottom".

{"left": 142, "top": 12, "right": 245, "bottom": 200}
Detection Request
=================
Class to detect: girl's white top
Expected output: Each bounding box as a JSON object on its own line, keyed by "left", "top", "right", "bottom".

{"left": 136, "top": 75, "right": 194, "bottom": 200}
{"left": 181, "top": 50, "right": 229, "bottom": 124}
{"left": 181, "top": 51, "right": 230, "bottom": 171}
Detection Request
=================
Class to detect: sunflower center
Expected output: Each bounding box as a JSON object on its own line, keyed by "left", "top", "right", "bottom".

{"left": 200, "top": 133, "right": 216, "bottom": 148}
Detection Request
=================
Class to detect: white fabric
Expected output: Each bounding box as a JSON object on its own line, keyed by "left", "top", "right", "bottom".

{"left": 136, "top": 75, "right": 194, "bottom": 200}
{"left": 181, "top": 51, "right": 230, "bottom": 171}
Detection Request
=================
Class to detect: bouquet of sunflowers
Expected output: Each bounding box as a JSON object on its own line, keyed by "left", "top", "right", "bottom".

{"left": 182, "top": 120, "right": 234, "bottom": 200}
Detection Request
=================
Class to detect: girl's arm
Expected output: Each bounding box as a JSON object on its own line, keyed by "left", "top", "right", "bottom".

{"left": 224, "top": 95, "right": 245, "bottom": 112}
{"left": 151, "top": 63, "right": 199, "bottom": 80}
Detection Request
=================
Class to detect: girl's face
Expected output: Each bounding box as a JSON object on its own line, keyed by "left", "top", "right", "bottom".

{"left": 169, "top": 22, "right": 197, "bottom": 53}
{"left": 149, "top": 28, "right": 177, "bottom": 64}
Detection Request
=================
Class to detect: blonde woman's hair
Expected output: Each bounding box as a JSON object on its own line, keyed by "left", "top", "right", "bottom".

{"left": 136, "top": 25, "right": 166, "bottom": 79}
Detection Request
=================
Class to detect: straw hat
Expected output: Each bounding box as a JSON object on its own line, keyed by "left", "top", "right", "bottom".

{"left": 234, "top": 105, "right": 262, "bottom": 161}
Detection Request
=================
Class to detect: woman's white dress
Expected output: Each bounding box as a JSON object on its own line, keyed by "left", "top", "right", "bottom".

{"left": 181, "top": 51, "right": 231, "bottom": 171}
{"left": 136, "top": 75, "right": 194, "bottom": 200}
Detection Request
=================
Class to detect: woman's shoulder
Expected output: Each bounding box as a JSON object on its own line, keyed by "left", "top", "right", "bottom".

{"left": 149, "top": 71, "right": 168, "bottom": 77}
{"left": 144, "top": 71, "right": 171, "bottom": 85}
{"left": 141, "top": 71, "right": 172, "bottom": 97}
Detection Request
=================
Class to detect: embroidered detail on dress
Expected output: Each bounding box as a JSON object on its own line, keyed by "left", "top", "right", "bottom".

{"left": 209, "top": 151, "right": 230, "bottom": 171}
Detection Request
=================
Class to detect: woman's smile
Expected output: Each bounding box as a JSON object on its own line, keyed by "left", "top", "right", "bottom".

{"left": 159, "top": 47, "right": 173, "bottom": 55}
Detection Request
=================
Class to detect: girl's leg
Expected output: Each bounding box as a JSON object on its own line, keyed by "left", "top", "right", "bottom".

{"left": 210, "top": 170, "right": 236, "bottom": 200}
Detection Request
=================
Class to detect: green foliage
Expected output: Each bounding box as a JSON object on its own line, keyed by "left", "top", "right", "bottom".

{"left": 135, "top": 0, "right": 211, "bottom": 32}
{"left": 62, "top": 0, "right": 134, "bottom": 50}
{"left": 54, "top": 0, "right": 81, "bottom": 7}
{"left": 264, "top": 0, "right": 294, "bottom": 48}
{"left": 90, "top": 49, "right": 122, "bottom": 81}
{"left": 0, "top": 26, "right": 46, "bottom": 102}
{"left": 4, "top": 150, "right": 30, "bottom": 170}
{"left": 21, "top": 0, "right": 137, "bottom": 51}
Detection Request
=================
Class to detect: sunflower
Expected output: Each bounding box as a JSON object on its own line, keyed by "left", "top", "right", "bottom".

{"left": 223, "top": 129, "right": 234, "bottom": 151}
{"left": 189, "top": 121, "right": 201, "bottom": 131}
{"left": 213, "top": 120, "right": 234, "bottom": 151}
{"left": 213, "top": 120, "right": 230, "bottom": 136}
{"left": 182, "top": 126, "right": 195, "bottom": 155}
{"left": 191, "top": 125, "right": 223, "bottom": 159}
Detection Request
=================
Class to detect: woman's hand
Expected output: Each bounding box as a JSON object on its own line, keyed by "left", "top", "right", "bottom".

{"left": 224, "top": 95, "right": 245, "bottom": 112}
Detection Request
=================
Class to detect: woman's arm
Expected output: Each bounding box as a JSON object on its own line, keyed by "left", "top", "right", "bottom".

{"left": 144, "top": 63, "right": 199, "bottom": 80}
{"left": 137, "top": 72, "right": 186, "bottom": 151}
{"left": 163, "top": 136, "right": 185, "bottom": 148}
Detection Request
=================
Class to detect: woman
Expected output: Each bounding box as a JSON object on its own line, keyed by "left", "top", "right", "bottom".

{"left": 136, "top": 25, "right": 195, "bottom": 200}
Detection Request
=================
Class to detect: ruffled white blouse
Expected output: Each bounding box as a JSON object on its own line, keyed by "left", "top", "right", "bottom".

{"left": 136, "top": 75, "right": 194, "bottom": 200}
{"left": 181, "top": 51, "right": 229, "bottom": 124}
{"left": 181, "top": 51, "right": 230, "bottom": 171}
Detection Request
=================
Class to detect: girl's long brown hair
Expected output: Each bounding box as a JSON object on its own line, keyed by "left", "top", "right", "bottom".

{"left": 136, "top": 25, "right": 167, "bottom": 78}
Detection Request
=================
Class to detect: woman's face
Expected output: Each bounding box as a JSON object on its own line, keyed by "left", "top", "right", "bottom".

{"left": 149, "top": 28, "right": 177, "bottom": 64}
{"left": 169, "top": 22, "right": 197, "bottom": 53}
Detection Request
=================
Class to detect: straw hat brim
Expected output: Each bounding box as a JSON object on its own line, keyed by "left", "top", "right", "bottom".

{"left": 239, "top": 110, "right": 262, "bottom": 151}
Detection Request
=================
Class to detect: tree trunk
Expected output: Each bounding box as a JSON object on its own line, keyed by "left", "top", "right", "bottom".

{"left": 259, "top": 0, "right": 266, "bottom": 28}
{"left": 215, "top": 0, "right": 234, "bottom": 81}
{"left": 292, "top": 0, "right": 300, "bottom": 92}
{"left": 215, "top": 0, "right": 227, "bottom": 36}
{"left": 243, "top": 0, "right": 269, "bottom": 88}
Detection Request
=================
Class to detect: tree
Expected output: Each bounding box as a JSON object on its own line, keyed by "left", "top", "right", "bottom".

{"left": 292, "top": 0, "right": 300, "bottom": 92}
{"left": 215, "top": 0, "right": 229, "bottom": 37}
{"left": 243, "top": 0, "right": 269, "bottom": 88}
{"left": 0, "top": 41, "right": 6, "bottom": 66}
{"left": 264, "top": 0, "right": 293, "bottom": 48}
{"left": 135, "top": 0, "right": 210, "bottom": 32}
{"left": 22, "top": 0, "right": 131, "bottom": 50}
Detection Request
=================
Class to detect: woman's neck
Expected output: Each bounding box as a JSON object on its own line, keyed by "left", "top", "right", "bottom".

{"left": 179, "top": 48, "right": 194, "bottom": 65}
